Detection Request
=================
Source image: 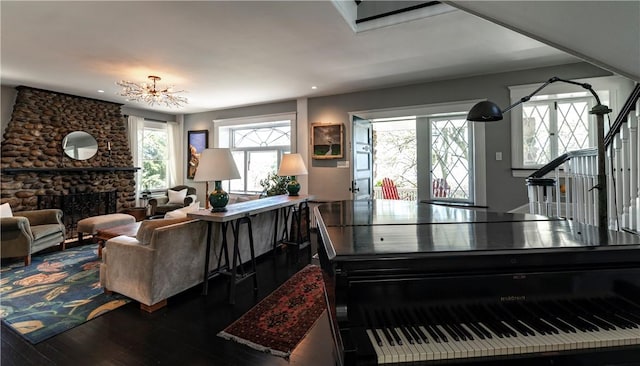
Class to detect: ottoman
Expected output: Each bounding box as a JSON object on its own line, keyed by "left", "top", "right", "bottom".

{"left": 77, "top": 213, "right": 136, "bottom": 248}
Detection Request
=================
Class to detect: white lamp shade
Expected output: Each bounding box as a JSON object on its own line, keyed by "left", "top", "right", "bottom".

{"left": 277, "top": 153, "right": 308, "bottom": 176}
{"left": 193, "top": 148, "right": 241, "bottom": 182}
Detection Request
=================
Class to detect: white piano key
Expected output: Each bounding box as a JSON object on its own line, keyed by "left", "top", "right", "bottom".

{"left": 436, "top": 325, "right": 465, "bottom": 359}
{"left": 366, "top": 329, "right": 386, "bottom": 364}
{"left": 377, "top": 328, "right": 400, "bottom": 364}
{"left": 392, "top": 327, "right": 412, "bottom": 363}
{"left": 419, "top": 326, "right": 446, "bottom": 360}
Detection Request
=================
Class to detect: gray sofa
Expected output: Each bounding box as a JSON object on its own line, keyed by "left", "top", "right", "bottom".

{"left": 99, "top": 202, "right": 283, "bottom": 312}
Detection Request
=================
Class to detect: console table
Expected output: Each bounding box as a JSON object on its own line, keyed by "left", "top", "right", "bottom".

{"left": 188, "top": 194, "right": 313, "bottom": 303}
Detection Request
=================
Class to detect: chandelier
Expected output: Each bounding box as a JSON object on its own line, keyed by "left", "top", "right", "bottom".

{"left": 117, "top": 75, "right": 187, "bottom": 108}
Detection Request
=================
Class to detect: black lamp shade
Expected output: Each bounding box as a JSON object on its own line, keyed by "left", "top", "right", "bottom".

{"left": 467, "top": 101, "right": 504, "bottom": 122}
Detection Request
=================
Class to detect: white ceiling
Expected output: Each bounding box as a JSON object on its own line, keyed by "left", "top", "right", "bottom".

{"left": 0, "top": 1, "right": 579, "bottom": 114}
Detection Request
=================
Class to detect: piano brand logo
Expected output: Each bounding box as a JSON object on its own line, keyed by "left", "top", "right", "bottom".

{"left": 500, "top": 295, "right": 526, "bottom": 302}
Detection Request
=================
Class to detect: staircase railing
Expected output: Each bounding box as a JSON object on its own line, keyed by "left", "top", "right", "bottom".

{"left": 526, "top": 83, "right": 640, "bottom": 231}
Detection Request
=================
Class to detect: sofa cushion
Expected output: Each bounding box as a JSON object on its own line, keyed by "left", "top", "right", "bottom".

{"left": 167, "top": 188, "right": 188, "bottom": 204}
{"left": 0, "top": 203, "right": 13, "bottom": 218}
{"left": 31, "top": 224, "right": 65, "bottom": 240}
{"left": 164, "top": 201, "right": 200, "bottom": 219}
{"left": 135, "top": 217, "right": 191, "bottom": 244}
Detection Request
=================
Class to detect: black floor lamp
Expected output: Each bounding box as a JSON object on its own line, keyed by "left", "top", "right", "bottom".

{"left": 467, "top": 77, "right": 612, "bottom": 231}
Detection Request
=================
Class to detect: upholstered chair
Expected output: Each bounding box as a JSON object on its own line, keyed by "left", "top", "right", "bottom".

{"left": 147, "top": 185, "right": 197, "bottom": 217}
{"left": 0, "top": 209, "right": 66, "bottom": 265}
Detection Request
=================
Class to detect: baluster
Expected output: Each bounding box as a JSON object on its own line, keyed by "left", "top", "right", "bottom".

{"left": 627, "top": 102, "right": 640, "bottom": 231}
{"left": 614, "top": 133, "right": 624, "bottom": 229}
{"left": 588, "top": 155, "right": 597, "bottom": 225}
{"left": 564, "top": 161, "right": 573, "bottom": 220}
{"left": 620, "top": 122, "right": 631, "bottom": 229}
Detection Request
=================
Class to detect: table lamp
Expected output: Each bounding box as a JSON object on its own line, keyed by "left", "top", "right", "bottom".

{"left": 193, "top": 148, "right": 241, "bottom": 212}
{"left": 467, "top": 76, "right": 611, "bottom": 230}
{"left": 277, "top": 153, "right": 308, "bottom": 196}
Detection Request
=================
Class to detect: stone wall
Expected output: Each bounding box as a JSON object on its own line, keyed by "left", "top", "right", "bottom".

{"left": 1, "top": 86, "right": 136, "bottom": 212}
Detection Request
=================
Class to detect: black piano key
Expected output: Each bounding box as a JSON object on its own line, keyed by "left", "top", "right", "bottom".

{"left": 458, "top": 305, "right": 492, "bottom": 339}
{"left": 493, "top": 303, "right": 534, "bottom": 336}
{"left": 443, "top": 306, "right": 473, "bottom": 340}
{"left": 604, "top": 297, "right": 640, "bottom": 326}
{"left": 561, "top": 299, "right": 614, "bottom": 331}
{"left": 578, "top": 298, "right": 628, "bottom": 330}
{"left": 417, "top": 307, "right": 447, "bottom": 342}
{"left": 454, "top": 305, "right": 484, "bottom": 339}
{"left": 382, "top": 309, "right": 403, "bottom": 345}
{"left": 433, "top": 306, "right": 464, "bottom": 341}
{"left": 403, "top": 308, "right": 429, "bottom": 343}
{"left": 505, "top": 302, "right": 546, "bottom": 335}
{"left": 509, "top": 301, "right": 555, "bottom": 335}
{"left": 413, "top": 308, "right": 443, "bottom": 343}
{"left": 364, "top": 309, "right": 383, "bottom": 346}
{"left": 548, "top": 300, "right": 597, "bottom": 332}
{"left": 398, "top": 308, "right": 423, "bottom": 344}
{"left": 484, "top": 304, "right": 517, "bottom": 337}
{"left": 531, "top": 301, "right": 576, "bottom": 333}
{"left": 587, "top": 299, "right": 637, "bottom": 329}
{"left": 375, "top": 309, "right": 395, "bottom": 346}
{"left": 469, "top": 304, "right": 506, "bottom": 338}
{"left": 590, "top": 298, "right": 636, "bottom": 329}
{"left": 392, "top": 309, "right": 415, "bottom": 344}
{"left": 430, "top": 307, "right": 460, "bottom": 341}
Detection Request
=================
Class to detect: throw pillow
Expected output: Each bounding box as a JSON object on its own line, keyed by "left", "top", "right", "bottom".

{"left": 135, "top": 217, "right": 191, "bottom": 244}
{"left": 167, "top": 188, "right": 188, "bottom": 204}
{"left": 0, "top": 203, "right": 13, "bottom": 218}
{"left": 185, "top": 194, "right": 197, "bottom": 205}
{"left": 163, "top": 201, "right": 200, "bottom": 219}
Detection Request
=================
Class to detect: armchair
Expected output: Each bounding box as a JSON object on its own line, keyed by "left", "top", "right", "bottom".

{"left": 147, "top": 185, "right": 197, "bottom": 217}
{"left": 1, "top": 209, "right": 66, "bottom": 266}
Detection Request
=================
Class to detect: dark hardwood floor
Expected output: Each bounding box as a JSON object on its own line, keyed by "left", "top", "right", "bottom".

{"left": 1, "top": 235, "right": 338, "bottom": 366}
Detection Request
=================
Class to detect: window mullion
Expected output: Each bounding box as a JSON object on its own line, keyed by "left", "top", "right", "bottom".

{"left": 549, "top": 101, "right": 559, "bottom": 158}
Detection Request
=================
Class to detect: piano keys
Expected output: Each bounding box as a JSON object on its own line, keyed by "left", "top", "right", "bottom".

{"left": 315, "top": 200, "right": 640, "bottom": 365}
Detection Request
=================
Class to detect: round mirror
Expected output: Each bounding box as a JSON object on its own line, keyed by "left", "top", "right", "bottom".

{"left": 62, "top": 131, "right": 98, "bottom": 160}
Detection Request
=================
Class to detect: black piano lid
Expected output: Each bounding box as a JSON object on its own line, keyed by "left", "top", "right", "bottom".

{"left": 315, "top": 200, "right": 640, "bottom": 261}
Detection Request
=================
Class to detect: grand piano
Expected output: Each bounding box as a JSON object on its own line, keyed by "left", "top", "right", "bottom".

{"left": 315, "top": 200, "right": 640, "bottom": 366}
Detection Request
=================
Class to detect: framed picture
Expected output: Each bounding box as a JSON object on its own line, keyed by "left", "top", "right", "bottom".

{"left": 311, "top": 123, "right": 343, "bottom": 159}
{"left": 187, "top": 130, "right": 208, "bottom": 179}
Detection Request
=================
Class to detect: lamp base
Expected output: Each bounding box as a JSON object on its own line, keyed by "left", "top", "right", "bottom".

{"left": 286, "top": 179, "right": 300, "bottom": 196}
{"left": 209, "top": 180, "right": 229, "bottom": 212}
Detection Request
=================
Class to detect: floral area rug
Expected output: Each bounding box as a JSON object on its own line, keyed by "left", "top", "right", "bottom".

{"left": 218, "top": 264, "right": 326, "bottom": 358}
{"left": 0, "top": 244, "right": 130, "bottom": 344}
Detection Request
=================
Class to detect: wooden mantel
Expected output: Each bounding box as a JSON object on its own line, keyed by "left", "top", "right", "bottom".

{"left": 1, "top": 167, "right": 140, "bottom": 174}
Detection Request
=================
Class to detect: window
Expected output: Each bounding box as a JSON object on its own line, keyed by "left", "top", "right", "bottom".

{"left": 510, "top": 76, "right": 632, "bottom": 172}
{"left": 215, "top": 113, "right": 296, "bottom": 194}
{"left": 429, "top": 115, "right": 473, "bottom": 202}
{"left": 521, "top": 96, "right": 594, "bottom": 166}
{"left": 139, "top": 121, "right": 169, "bottom": 191}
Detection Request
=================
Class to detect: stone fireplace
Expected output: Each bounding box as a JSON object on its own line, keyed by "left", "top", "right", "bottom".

{"left": 1, "top": 87, "right": 137, "bottom": 227}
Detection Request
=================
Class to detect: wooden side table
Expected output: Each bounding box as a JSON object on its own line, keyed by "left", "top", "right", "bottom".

{"left": 120, "top": 207, "right": 147, "bottom": 221}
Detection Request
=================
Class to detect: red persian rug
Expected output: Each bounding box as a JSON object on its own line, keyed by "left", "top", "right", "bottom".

{"left": 218, "top": 264, "right": 326, "bottom": 358}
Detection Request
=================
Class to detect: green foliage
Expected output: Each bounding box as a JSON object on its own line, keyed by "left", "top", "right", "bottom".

{"left": 141, "top": 128, "right": 168, "bottom": 190}
{"left": 259, "top": 172, "right": 290, "bottom": 196}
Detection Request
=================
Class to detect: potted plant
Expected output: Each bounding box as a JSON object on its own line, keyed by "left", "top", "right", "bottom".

{"left": 259, "top": 172, "right": 290, "bottom": 197}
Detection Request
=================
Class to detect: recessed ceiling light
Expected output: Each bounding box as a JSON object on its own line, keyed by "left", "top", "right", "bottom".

{"left": 311, "top": 86, "right": 318, "bottom": 90}
{"left": 97, "top": 89, "right": 105, "bottom": 93}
